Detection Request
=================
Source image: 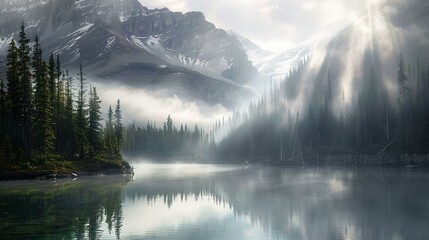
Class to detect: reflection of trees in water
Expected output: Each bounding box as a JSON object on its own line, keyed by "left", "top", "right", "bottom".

{"left": 0, "top": 168, "right": 429, "bottom": 239}
{"left": 0, "top": 176, "right": 130, "bottom": 240}
{"left": 123, "top": 167, "right": 429, "bottom": 240}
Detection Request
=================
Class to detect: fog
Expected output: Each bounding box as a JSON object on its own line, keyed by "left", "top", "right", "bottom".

{"left": 48, "top": 0, "right": 428, "bottom": 143}
{"left": 96, "top": 0, "right": 429, "bottom": 136}
{"left": 268, "top": 0, "right": 429, "bottom": 117}
{"left": 90, "top": 80, "right": 232, "bottom": 128}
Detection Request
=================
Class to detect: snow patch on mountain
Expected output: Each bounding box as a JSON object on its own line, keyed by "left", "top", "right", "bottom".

{"left": 1, "top": 0, "right": 48, "bottom": 13}
{"left": 70, "top": 49, "right": 80, "bottom": 62}
{"left": 68, "top": 22, "right": 95, "bottom": 38}
{"left": 105, "top": 36, "right": 116, "bottom": 51}
{"left": 237, "top": 19, "right": 350, "bottom": 80}
{"left": 0, "top": 36, "right": 13, "bottom": 55}
{"left": 75, "top": 0, "right": 91, "bottom": 10}
{"left": 127, "top": 34, "right": 236, "bottom": 83}
{"left": 53, "top": 22, "right": 94, "bottom": 56}
{"left": 227, "top": 30, "right": 272, "bottom": 67}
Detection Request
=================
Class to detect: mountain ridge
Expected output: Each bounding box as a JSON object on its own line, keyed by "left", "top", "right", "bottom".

{"left": 0, "top": 0, "right": 259, "bottom": 107}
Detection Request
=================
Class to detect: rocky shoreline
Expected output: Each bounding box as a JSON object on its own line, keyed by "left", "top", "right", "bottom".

{"left": 0, "top": 161, "right": 134, "bottom": 181}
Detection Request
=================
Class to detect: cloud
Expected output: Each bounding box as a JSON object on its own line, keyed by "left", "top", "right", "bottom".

{"left": 94, "top": 81, "right": 231, "bottom": 128}
{"left": 139, "top": 0, "right": 367, "bottom": 52}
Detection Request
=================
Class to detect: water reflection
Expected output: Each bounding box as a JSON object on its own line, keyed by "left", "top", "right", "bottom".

{"left": 1, "top": 164, "right": 429, "bottom": 240}
{"left": 0, "top": 176, "right": 130, "bottom": 240}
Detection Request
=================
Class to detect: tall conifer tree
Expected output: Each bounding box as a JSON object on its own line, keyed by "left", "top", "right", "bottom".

{"left": 17, "top": 24, "right": 33, "bottom": 161}
{"left": 88, "top": 87, "right": 103, "bottom": 155}
{"left": 114, "top": 99, "right": 123, "bottom": 154}
{"left": 105, "top": 105, "right": 116, "bottom": 155}
{"left": 33, "top": 36, "right": 54, "bottom": 155}
{"left": 6, "top": 40, "right": 21, "bottom": 148}
{"left": 76, "top": 65, "right": 88, "bottom": 159}
{"left": 55, "top": 55, "right": 62, "bottom": 150}
{"left": 63, "top": 70, "right": 76, "bottom": 157}
{"left": 0, "top": 78, "right": 7, "bottom": 139}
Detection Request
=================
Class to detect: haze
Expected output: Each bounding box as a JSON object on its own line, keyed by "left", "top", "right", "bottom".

{"left": 139, "top": 0, "right": 370, "bottom": 51}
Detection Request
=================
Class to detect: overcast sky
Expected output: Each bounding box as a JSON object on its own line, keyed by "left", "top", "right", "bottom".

{"left": 138, "top": 0, "right": 369, "bottom": 52}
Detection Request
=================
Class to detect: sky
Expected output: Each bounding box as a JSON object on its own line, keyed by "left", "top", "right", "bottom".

{"left": 138, "top": 0, "right": 368, "bottom": 52}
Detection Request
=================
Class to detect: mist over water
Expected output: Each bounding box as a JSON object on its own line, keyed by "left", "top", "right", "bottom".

{"left": 1, "top": 1, "right": 429, "bottom": 240}
{"left": 1, "top": 163, "right": 429, "bottom": 240}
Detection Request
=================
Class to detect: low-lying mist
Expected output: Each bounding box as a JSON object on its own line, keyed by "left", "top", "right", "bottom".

{"left": 92, "top": 80, "right": 232, "bottom": 128}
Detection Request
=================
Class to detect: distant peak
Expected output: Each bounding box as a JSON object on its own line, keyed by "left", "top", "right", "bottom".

{"left": 184, "top": 11, "right": 205, "bottom": 19}
{"left": 227, "top": 30, "right": 270, "bottom": 54}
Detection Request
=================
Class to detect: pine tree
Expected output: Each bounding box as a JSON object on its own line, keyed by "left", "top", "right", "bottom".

{"left": 167, "top": 115, "right": 173, "bottom": 133}
{"left": 105, "top": 105, "right": 116, "bottom": 155}
{"left": 397, "top": 54, "right": 413, "bottom": 151}
{"left": 48, "top": 54, "right": 56, "bottom": 115}
{"left": 55, "top": 72, "right": 65, "bottom": 152}
{"left": 0, "top": 78, "right": 7, "bottom": 139}
{"left": 18, "top": 24, "right": 33, "bottom": 161}
{"left": 76, "top": 65, "right": 88, "bottom": 159}
{"left": 367, "top": 66, "right": 379, "bottom": 144}
{"left": 32, "top": 36, "right": 54, "bottom": 155}
{"left": 55, "top": 55, "right": 62, "bottom": 150}
{"left": 114, "top": 99, "right": 123, "bottom": 154}
{"left": 88, "top": 87, "right": 103, "bottom": 155}
{"left": 165, "top": 115, "right": 173, "bottom": 151}
{"left": 63, "top": 70, "right": 76, "bottom": 157}
{"left": 2, "top": 24, "right": 133, "bottom": 166}
{"left": 48, "top": 54, "right": 58, "bottom": 149}
{"left": 6, "top": 40, "right": 21, "bottom": 148}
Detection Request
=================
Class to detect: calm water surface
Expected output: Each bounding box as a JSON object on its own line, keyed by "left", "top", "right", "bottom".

{"left": 1, "top": 163, "right": 429, "bottom": 240}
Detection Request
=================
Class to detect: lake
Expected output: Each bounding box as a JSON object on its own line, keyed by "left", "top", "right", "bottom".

{"left": 1, "top": 163, "right": 429, "bottom": 240}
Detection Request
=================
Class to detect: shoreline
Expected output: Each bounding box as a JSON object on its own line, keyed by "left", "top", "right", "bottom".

{"left": 0, "top": 160, "right": 134, "bottom": 181}
{"left": 217, "top": 153, "right": 429, "bottom": 167}
{"left": 5, "top": 153, "right": 429, "bottom": 180}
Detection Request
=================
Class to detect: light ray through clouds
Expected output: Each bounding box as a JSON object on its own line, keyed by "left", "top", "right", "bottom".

{"left": 115, "top": 0, "right": 409, "bottom": 129}
{"left": 336, "top": 0, "right": 400, "bottom": 108}
{"left": 227, "top": 0, "right": 412, "bottom": 133}
{"left": 273, "top": 0, "right": 405, "bottom": 119}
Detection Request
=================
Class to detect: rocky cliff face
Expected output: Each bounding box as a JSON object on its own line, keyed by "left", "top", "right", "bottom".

{"left": 0, "top": 0, "right": 258, "bottom": 107}
{"left": 0, "top": 0, "right": 257, "bottom": 84}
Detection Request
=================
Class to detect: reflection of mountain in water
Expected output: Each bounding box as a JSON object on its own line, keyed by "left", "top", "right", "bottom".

{"left": 1, "top": 166, "right": 429, "bottom": 239}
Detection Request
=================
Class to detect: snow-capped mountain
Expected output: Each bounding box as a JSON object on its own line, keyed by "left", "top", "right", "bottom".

{"left": 223, "top": 0, "right": 429, "bottom": 118}
{"left": 227, "top": 30, "right": 272, "bottom": 67}
{"left": 228, "top": 20, "right": 350, "bottom": 81}
{"left": 0, "top": 0, "right": 258, "bottom": 107}
{"left": 265, "top": 0, "right": 429, "bottom": 113}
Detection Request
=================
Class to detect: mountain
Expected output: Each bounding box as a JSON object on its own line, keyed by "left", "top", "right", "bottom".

{"left": 0, "top": 0, "right": 258, "bottom": 107}
{"left": 217, "top": 0, "right": 429, "bottom": 162}
{"left": 293, "top": 0, "right": 429, "bottom": 111}
{"left": 233, "top": 0, "right": 429, "bottom": 126}
{"left": 231, "top": 0, "right": 429, "bottom": 91}
{"left": 226, "top": 30, "right": 272, "bottom": 67}
{"left": 228, "top": 21, "right": 350, "bottom": 81}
